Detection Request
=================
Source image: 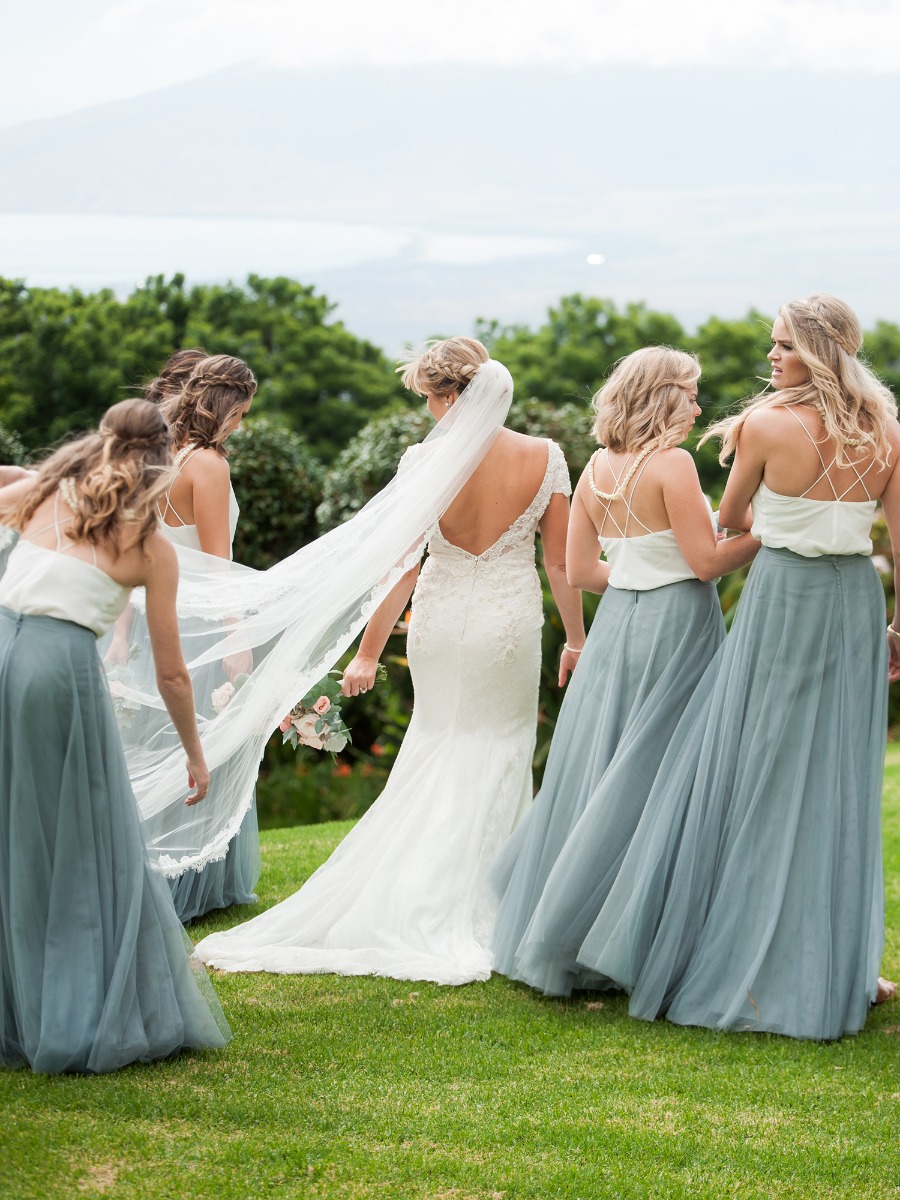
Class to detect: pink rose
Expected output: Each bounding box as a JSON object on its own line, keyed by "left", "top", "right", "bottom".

{"left": 279, "top": 715, "right": 293, "bottom": 733}
{"left": 295, "top": 712, "right": 324, "bottom": 750}
{"left": 313, "top": 696, "right": 331, "bottom": 716}
{"left": 211, "top": 682, "right": 235, "bottom": 714}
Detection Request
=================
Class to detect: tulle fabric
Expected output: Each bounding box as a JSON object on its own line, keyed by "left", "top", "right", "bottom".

{"left": 491, "top": 579, "right": 724, "bottom": 996}
{"left": 580, "top": 547, "right": 887, "bottom": 1041}
{"left": 0, "top": 526, "right": 17, "bottom": 578}
{"left": 0, "top": 608, "right": 230, "bottom": 1074}
{"left": 169, "top": 799, "right": 260, "bottom": 922}
{"left": 111, "top": 362, "right": 514, "bottom": 878}
{"left": 194, "top": 444, "right": 570, "bottom": 984}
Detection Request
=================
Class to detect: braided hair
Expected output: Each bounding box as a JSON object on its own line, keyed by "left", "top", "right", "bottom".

{"left": 398, "top": 337, "right": 489, "bottom": 400}
{"left": 705, "top": 294, "right": 897, "bottom": 468}
{"left": 160, "top": 354, "right": 257, "bottom": 455}
{"left": 8, "top": 399, "right": 173, "bottom": 550}
{"left": 144, "top": 347, "right": 209, "bottom": 405}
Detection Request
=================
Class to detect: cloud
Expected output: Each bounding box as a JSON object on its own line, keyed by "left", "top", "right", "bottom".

{"left": 2, "top": 0, "right": 898, "bottom": 130}
{"left": 165, "top": 0, "right": 900, "bottom": 72}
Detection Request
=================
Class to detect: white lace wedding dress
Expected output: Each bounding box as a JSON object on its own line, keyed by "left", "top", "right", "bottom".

{"left": 196, "top": 439, "right": 571, "bottom": 984}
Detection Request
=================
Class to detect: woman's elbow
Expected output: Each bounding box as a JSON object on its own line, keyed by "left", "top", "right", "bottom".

{"left": 156, "top": 665, "right": 191, "bottom": 696}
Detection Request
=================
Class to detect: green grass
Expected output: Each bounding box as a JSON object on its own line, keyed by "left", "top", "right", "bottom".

{"left": 3, "top": 761, "right": 900, "bottom": 1200}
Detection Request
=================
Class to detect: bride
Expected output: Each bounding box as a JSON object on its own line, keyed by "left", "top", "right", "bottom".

{"left": 195, "top": 337, "right": 585, "bottom": 984}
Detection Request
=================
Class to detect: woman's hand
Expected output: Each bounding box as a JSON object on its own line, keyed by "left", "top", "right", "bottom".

{"left": 104, "top": 634, "right": 131, "bottom": 667}
{"left": 222, "top": 649, "right": 253, "bottom": 683}
{"left": 341, "top": 654, "right": 379, "bottom": 697}
{"left": 185, "top": 754, "right": 210, "bottom": 805}
{"left": 558, "top": 644, "right": 582, "bottom": 686}
{"left": 888, "top": 628, "right": 900, "bottom": 683}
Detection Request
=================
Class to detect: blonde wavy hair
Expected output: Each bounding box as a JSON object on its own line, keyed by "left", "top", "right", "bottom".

{"left": 705, "top": 294, "right": 897, "bottom": 467}
{"left": 144, "top": 347, "right": 209, "bottom": 405}
{"left": 398, "top": 337, "right": 489, "bottom": 400}
{"left": 8, "top": 398, "right": 173, "bottom": 551}
{"left": 161, "top": 353, "right": 257, "bottom": 455}
{"left": 592, "top": 346, "right": 701, "bottom": 452}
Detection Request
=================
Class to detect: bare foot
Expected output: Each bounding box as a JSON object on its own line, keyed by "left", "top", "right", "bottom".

{"left": 875, "top": 977, "right": 897, "bottom": 1005}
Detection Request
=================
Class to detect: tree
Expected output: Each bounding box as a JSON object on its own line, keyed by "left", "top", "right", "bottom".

{"left": 0, "top": 274, "right": 405, "bottom": 461}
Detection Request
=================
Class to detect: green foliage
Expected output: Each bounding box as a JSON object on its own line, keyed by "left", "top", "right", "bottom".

{"left": 0, "top": 274, "right": 403, "bottom": 461}
{"left": 227, "top": 417, "right": 324, "bottom": 569}
{"left": 0, "top": 421, "right": 26, "bottom": 466}
{"left": 3, "top": 758, "right": 898, "bottom": 1199}
{"left": 865, "top": 319, "right": 900, "bottom": 395}
{"left": 476, "top": 294, "right": 686, "bottom": 407}
{"left": 180, "top": 274, "right": 405, "bottom": 460}
{"left": 316, "top": 405, "right": 432, "bottom": 531}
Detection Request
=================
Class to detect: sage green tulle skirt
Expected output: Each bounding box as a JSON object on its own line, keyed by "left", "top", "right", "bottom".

{"left": 0, "top": 608, "right": 231, "bottom": 1073}
{"left": 579, "top": 548, "right": 888, "bottom": 1041}
{"left": 490, "top": 578, "right": 724, "bottom": 995}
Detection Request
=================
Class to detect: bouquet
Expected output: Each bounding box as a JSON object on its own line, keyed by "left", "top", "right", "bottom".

{"left": 280, "top": 666, "right": 386, "bottom": 756}
{"left": 104, "top": 645, "right": 141, "bottom": 729}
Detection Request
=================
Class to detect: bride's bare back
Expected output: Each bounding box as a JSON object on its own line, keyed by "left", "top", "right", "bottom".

{"left": 437, "top": 429, "right": 551, "bottom": 556}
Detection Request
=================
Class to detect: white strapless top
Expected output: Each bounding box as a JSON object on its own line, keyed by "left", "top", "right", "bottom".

{"left": 599, "top": 500, "right": 716, "bottom": 591}
{"left": 751, "top": 483, "right": 875, "bottom": 558}
{"left": 0, "top": 541, "right": 131, "bottom": 636}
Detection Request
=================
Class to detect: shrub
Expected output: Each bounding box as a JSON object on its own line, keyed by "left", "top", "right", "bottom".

{"left": 316, "top": 406, "right": 431, "bottom": 532}
{"left": 0, "top": 422, "right": 26, "bottom": 466}
{"left": 228, "top": 417, "right": 324, "bottom": 569}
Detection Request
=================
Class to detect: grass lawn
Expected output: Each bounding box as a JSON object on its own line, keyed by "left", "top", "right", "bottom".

{"left": 2, "top": 759, "right": 899, "bottom": 1200}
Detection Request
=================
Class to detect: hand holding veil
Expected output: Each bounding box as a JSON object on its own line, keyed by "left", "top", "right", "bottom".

{"left": 116, "top": 360, "right": 514, "bottom": 874}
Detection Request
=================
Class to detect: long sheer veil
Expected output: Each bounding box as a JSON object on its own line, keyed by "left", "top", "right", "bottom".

{"left": 115, "top": 360, "right": 514, "bottom": 875}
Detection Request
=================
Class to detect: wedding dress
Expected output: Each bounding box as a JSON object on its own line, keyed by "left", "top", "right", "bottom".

{"left": 196, "top": 439, "right": 572, "bottom": 984}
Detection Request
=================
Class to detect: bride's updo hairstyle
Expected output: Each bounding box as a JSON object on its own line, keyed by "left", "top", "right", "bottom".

{"left": 398, "top": 336, "right": 490, "bottom": 401}
{"left": 706, "top": 293, "right": 897, "bottom": 467}
{"left": 144, "top": 347, "right": 209, "bottom": 405}
{"left": 592, "top": 346, "right": 701, "bottom": 453}
{"left": 8, "top": 398, "right": 173, "bottom": 550}
{"left": 161, "top": 353, "right": 257, "bottom": 455}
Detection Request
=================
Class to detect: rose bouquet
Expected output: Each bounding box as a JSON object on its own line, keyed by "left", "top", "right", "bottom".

{"left": 280, "top": 666, "right": 386, "bottom": 757}
{"left": 104, "top": 645, "right": 141, "bottom": 729}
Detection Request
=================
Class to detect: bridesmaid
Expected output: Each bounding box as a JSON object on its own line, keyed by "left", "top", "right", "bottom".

{"left": 491, "top": 346, "right": 759, "bottom": 994}
{"left": 0, "top": 399, "right": 230, "bottom": 1073}
{"left": 123, "top": 353, "right": 260, "bottom": 923}
{"left": 582, "top": 294, "right": 898, "bottom": 1039}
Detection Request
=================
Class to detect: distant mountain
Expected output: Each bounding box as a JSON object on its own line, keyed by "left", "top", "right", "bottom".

{"left": 1, "top": 64, "right": 898, "bottom": 346}
{"left": 0, "top": 64, "right": 896, "bottom": 229}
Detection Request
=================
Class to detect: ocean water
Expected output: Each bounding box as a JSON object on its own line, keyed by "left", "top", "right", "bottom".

{"left": 0, "top": 212, "right": 570, "bottom": 293}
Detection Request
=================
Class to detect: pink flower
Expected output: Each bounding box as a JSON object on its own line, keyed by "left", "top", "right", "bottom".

{"left": 279, "top": 715, "right": 293, "bottom": 733}
{"left": 295, "top": 712, "right": 324, "bottom": 750}
{"left": 313, "top": 696, "right": 331, "bottom": 716}
{"left": 211, "top": 682, "right": 235, "bottom": 714}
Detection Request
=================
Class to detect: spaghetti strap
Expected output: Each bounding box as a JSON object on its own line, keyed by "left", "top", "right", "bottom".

{"left": 22, "top": 485, "right": 98, "bottom": 565}
{"left": 589, "top": 447, "right": 658, "bottom": 539}
{"left": 785, "top": 406, "right": 875, "bottom": 500}
{"left": 159, "top": 444, "right": 200, "bottom": 528}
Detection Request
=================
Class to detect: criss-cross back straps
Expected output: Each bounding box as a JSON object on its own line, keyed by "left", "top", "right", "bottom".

{"left": 158, "top": 443, "right": 201, "bottom": 527}
{"left": 784, "top": 407, "right": 874, "bottom": 500}
{"left": 23, "top": 486, "right": 97, "bottom": 565}
{"left": 590, "top": 448, "right": 659, "bottom": 538}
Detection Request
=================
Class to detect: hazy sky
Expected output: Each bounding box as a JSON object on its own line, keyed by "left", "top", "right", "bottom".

{"left": 4, "top": 0, "right": 900, "bottom": 127}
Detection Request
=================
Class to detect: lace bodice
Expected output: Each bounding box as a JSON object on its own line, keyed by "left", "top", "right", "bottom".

{"left": 423, "top": 439, "right": 571, "bottom": 565}
{"left": 410, "top": 439, "right": 570, "bottom": 665}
